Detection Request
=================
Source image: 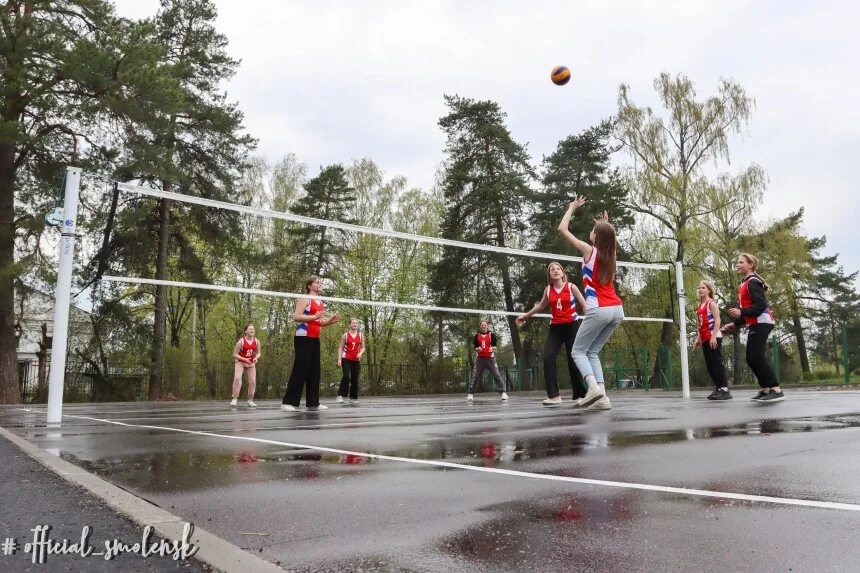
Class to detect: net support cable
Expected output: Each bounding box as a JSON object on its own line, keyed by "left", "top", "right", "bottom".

{"left": 115, "top": 182, "right": 671, "bottom": 271}
{"left": 101, "top": 275, "right": 674, "bottom": 323}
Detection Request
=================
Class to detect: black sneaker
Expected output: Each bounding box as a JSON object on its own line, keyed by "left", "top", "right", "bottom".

{"left": 707, "top": 390, "right": 720, "bottom": 400}
{"left": 757, "top": 391, "right": 785, "bottom": 403}
{"left": 712, "top": 389, "right": 733, "bottom": 400}
{"left": 750, "top": 390, "right": 769, "bottom": 402}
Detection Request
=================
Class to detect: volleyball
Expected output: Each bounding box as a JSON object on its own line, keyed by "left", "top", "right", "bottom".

{"left": 551, "top": 65, "right": 571, "bottom": 86}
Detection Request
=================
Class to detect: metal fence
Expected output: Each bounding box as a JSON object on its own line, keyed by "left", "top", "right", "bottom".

{"left": 23, "top": 337, "right": 835, "bottom": 403}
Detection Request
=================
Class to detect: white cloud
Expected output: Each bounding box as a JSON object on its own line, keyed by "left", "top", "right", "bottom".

{"left": 112, "top": 0, "right": 859, "bottom": 285}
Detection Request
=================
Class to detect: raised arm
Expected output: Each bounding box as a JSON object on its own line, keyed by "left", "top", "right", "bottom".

{"left": 516, "top": 287, "right": 550, "bottom": 325}
{"left": 558, "top": 196, "right": 594, "bottom": 260}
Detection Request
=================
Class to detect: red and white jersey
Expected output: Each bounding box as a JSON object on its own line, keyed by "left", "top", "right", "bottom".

{"left": 696, "top": 300, "right": 721, "bottom": 342}
{"left": 342, "top": 331, "right": 363, "bottom": 361}
{"left": 476, "top": 332, "right": 494, "bottom": 358}
{"left": 238, "top": 337, "right": 258, "bottom": 361}
{"left": 547, "top": 282, "right": 578, "bottom": 325}
{"left": 296, "top": 298, "right": 323, "bottom": 338}
{"left": 582, "top": 248, "right": 622, "bottom": 310}
{"left": 738, "top": 274, "right": 774, "bottom": 326}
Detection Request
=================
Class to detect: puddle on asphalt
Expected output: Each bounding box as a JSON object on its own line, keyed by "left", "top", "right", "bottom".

{"left": 50, "top": 413, "right": 860, "bottom": 494}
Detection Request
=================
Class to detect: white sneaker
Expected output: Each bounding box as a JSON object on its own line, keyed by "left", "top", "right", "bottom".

{"left": 466, "top": 394, "right": 474, "bottom": 401}
{"left": 574, "top": 397, "right": 585, "bottom": 407}
{"left": 501, "top": 392, "right": 508, "bottom": 401}
{"left": 247, "top": 400, "right": 257, "bottom": 408}
{"left": 307, "top": 404, "right": 329, "bottom": 410}
{"left": 542, "top": 396, "right": 562, "bottom": 406}
{"left": 580, "top": 384, "right": 606, "bottom": 407}
{"left": 336, "top": 395, "right": 344, "bottom": 403}
{"left": 587, "top": 396, "right": 612, "bottom": 411}
{"left": 349, "top": 398, "right": 359, "bottom": 405}
{"left": 229, "top": 398, "right": 238, "bottom": 407}
{"left": 280, "top": 404, "right": 298, "bottom": 411}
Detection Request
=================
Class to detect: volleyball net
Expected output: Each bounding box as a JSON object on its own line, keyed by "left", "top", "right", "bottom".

{"left": 44, "top": 174, "right": 690, "bottom": 420}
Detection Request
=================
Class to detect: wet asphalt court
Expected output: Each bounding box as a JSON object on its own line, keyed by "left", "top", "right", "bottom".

{"left": 2, "top": 389, "right": 860, "bottom": 572}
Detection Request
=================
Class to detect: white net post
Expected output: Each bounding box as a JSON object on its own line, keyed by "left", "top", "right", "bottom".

{"left": 46, "top": 167, "right": 81, "bottom": 424}
{"left": 675, "top": 261, "right": 691, "bottom": 399}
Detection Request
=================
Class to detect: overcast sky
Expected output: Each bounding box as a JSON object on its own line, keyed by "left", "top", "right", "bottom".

{"left": 114, "top": 0, "right": 859, "bottom": 287}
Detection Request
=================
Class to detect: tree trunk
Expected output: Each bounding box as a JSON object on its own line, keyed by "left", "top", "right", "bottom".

{"left": 437, "top": 314, "right": 444, "bottom": 361}
{"left": 148, "top": 195, "right": 171, "bottom": 400}
{"left": 831, "top": 321, "right": 841, "bottom": 375}
{"left": 495, "top": 217, "right": 525, "bottom": 381}
{"left": 790, "top": 294, "right": 810, "bottom": 373}
{"left": 732, "top": 330, "right": 742, "bottom": 386}
{"left": 315, "top": 201, "right": 330, "bottom": 276}
{"left": 0, "top": 141, "right": 20, "bottom": 404}
{"left": 655, "top": 319, "right": 675, "bottom": 378}
{"left": 376, "top": 308, "right": 400, "bottom": 393}
{"left": 196, "top": 297, "right": 217, "bottom": 398}
{"left": 35, "top": 323, "right": 50, "bottom": 402}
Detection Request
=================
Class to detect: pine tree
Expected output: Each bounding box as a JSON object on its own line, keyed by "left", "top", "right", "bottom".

{"left": 0, "top": 1, "right": 165, "bottom": 403}
{"left": 289, "top": 164, "right": 356, "bottom": 277}
{"left": 115, "top": 0, "right": 255, "bottom": 400}
{"left": 430, "top": 95, "right": 534, "bottom": 378}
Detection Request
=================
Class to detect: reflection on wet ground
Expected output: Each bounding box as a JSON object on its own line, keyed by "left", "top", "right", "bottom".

{"left": 3, "top": 393, "right": 860, "bottom": 572}
{"left": 55, "top": 413, "right": 860, "bottom": 495}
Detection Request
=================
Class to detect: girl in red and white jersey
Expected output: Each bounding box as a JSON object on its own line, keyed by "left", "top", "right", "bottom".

{"left": 231, "top": 324, "right": 260, "bottom": 408}
{"left": 694, "top": 281, "right": 730, "bottom": 400}
{"left": 723, "top": 253, "right": 783, "bottom": 402}
{"left": 558, "top": 195, "right": 623, "bottom": 411}
{"left": 282, "top": 275, "right": 340, "bottom": 411}
{"left": 337, "top": 318, "right": 366, "bottom": 404}
{"left": 516, "top": 262, "right": 587, "bottom": 406}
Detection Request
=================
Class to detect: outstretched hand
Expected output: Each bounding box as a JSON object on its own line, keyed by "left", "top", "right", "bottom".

{"left": 594, "top": 210, "right": 609, "bottom": 224}
{"left": 569, "top": 195, "right": 587, "bottom": 212}
{"left": 515, "top": 314, "right": 527, "bottom": 326}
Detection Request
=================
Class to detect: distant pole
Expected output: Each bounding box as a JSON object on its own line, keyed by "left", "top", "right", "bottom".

{"left": 771, "top": 335, "right": 781, "bottom": 383}
{"left": 675, "top": 261, "right": 690, "bottom": 399}
{"left": 843, "top": 327, "right": 850, "bottom": 384}
{"left": 47, "top": 167, "right": 81, "bottom": 424}
{"left": 191, "top": 297, "right": 197, "bottom": 364}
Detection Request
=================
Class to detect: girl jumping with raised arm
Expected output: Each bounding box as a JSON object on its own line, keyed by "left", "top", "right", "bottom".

{"left": 558, "top": 196, "right": 623, "bottom": 411}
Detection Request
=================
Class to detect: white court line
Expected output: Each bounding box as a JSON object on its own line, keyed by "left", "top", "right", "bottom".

{"left": 21, "top": 389, "right": 857, "bottom": 419}
{"left": 29, "top": 400, "right": 692, "bottom": 432}
{"left": 63, "top": 413, "right": 860, "bottom": 512}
